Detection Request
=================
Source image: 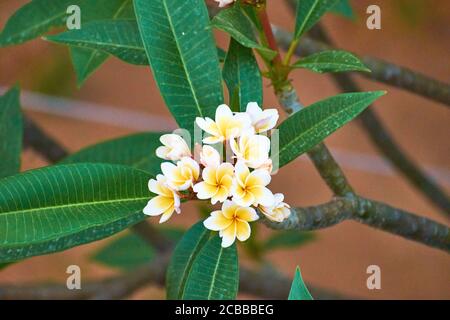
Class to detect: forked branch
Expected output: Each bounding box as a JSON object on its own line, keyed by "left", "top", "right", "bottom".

{"left": 263, "top": 196, "right": 450, "bottom": 252}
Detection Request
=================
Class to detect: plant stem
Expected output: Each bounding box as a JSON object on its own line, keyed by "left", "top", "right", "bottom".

{"left": 282, "top": 38, "right": 299, "bottom": 66}
{"left": 257, "top": 6, "right": 282, "bottom": 67}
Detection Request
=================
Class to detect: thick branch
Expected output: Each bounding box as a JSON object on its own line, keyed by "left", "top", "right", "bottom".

{"left": 0, "top": 251, "right": 347, "bottom": 300}
{"left": 23, "top": 117, "right": 68, "bottom": 163}
{"left": 263, "top": 196, "right": 450, "bottom": 253}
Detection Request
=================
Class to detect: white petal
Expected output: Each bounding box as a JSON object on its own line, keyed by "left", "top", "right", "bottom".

{"left": 159, "top": 208, "right": 174, "bottom": 223}
{"left": 236, "top": 220, "right": 251, "bottom": 242}
{"left": 173, "top": 192, "right": 181, "bottom": 212}
{"left": 254, "top": 109, "right": 279, "bottom": 133}
{"left": 196, "top": 117, "right": 219, "bottom": 137}
{"left": 215, "top": 104, "right": 233, "bottom": 121}
{"left": 273, "top": 193, "right": 285, "bottom": 204}
{"left": 203, "top": 136, "right": 223, "bottom": 145}
{"left": 143, "top": 196, "right": 171, "bottom": 216}
{"left": 180, "top": 157, "right": 200, "bottom": 179}
{"left": 221, "top": 223, "right": 237, "bottom": 248}
{"left": 236, "top": 206, "right": 259, "bottom": 222}
{"left": 159, "top": 134, "right": 179, "bottom": 146}
{"left": 147, "top": 179, "right": 159, "bottom": 195}
{"left": 203, "top": 211, "right": 232, "bottom": 231}
{"left": 234, "top": 160, "right": 250, "bottom": 184}
{"left": 233, "top": 112, "right": 252, "bottom": 134}
{"left": 248, "top": 168, "right": 272, "bottom": 187}
{"left": 221, "top": 199, "right": 235, "bottom": 213}
{"left": 232, "top": 191, "right": 255, "bottom": 207}
{"left": 246, "top": 102, "right": 262, "bottom": 122}
{"left": 155, "top": 146, "right": 170, "bottom": 160}
{"left": 254, "top": 187, "right": 275, "bottom": 207}
{"left": 161, "top": 162, "right": 177, "bottom": 180}
{"left": 200, "top": 145, "right": 221, "bottom": 168}
{"left": 193, "top": 181, "right": 218, "bottom": 200}
{"left": 229, "top": 138, "right": 241, "bottom": 159}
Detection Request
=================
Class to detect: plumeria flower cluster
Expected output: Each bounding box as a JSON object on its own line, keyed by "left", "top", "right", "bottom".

{"left": 144, "top": 103, "right": 291, "bottom": 248}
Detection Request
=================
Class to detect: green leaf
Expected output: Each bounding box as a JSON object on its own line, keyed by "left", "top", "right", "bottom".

{"left": 294, "top": 0, "right": 339, "bottom": 38}
{"left": 0, "top": 87, "right": 22, "bottom": 179}
{"left": 134, "top": 0, "right": 224, "bottom": 135}
{"left": 330, "top": 0, "right": 355, "bottom": 19}
{"left": 263, "top": 231, "right": 315, "bottom": 251}
{"left": 0, "top": 0, "right": 133, "bottom": 47}
{"left": 70, "top": 48, "right": 110, "bottom": 86}
{"left": 288, "top": 267, "right": 313, "bottom": 300}
{"left": 292, "top": 50, "right": 370, "bottom": 73}
{"left": 0, "top": 0, "right": 75, "bottom": 46}
{"left": 61, "top": 132, "right": 165, "bottom": 175}
{"left": 92, "top": 227, "right": 184, "bottom": 271}
{"left": 0, "top": 163, "right": 152, "bottom": 263}
{"left": 183, "top": 235, "right": 239, "bottom": 300}
{"left": 46, "top": 20, "right": 148, "bottom": 66}
{"left": 223, "top": 39, "right": 263, "bottom": 112}
{"left": 278, "top": 91, "right": 386, "bottom": 167}
{"left": 166, "top": 221, "right": 211, "bottom": 299}
{"left": 241, "top": 4, "right": 263, "bottom": 32}
{"left": 0, "top": 0, "right": 135, "bottom": 84}
{"left": 211, "top": 5, "right": 277, "bottom": 61}
{"left": 70, "top": 0, "right": 135, "bottom": 86}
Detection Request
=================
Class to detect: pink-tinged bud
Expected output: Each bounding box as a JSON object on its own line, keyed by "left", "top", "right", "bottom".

{"left": 214, "top": 0, "right": 235, "bottom": 8}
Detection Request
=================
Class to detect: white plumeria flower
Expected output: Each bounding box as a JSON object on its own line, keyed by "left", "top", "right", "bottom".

{"left": 143, "top": 174, "right": 181, "bottom": 223}
{"left": 231, "top": 161, "right": 274, "bottom": 207}
{"left": 246, "top": 102, "right": 279, "bottom": 134}
{"left": 230, "top": 133, "right": 271, "bottom": 169}
{"left": 156, "top": 134, "right": 191, "bottom": 161}
{"left": 161, "top": 157, "right": 200, "bottom": 191}
{"left": 259, "top": 193, "right": 291, "bottom": 222}
{"left": 199, "top": 145, "right": 221, "bottom": 168}
{"left": 195, "top": 104, "right": 252, "bottom": 144}
{"left": 214, "top": 0, "right": 235, "bottom": 8}
{"left": 204, "top": 200, "right": 259, "bottom": 248}
{"left": 193, "top": 162, "right": 234, "bottom": 204}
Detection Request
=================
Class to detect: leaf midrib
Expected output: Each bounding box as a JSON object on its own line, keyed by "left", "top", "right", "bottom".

{"left": 278, "top": 96, "right": 373, "bottom": 159}
{"left": 296, "top": 0, "right": 320, "bottom": 37}
{"left": 207, "top": 245, "right": 223, "bottom": 300}
{"left": 1, "top": 11, "right": 67, "bottom": 43}
{"left": 0, "top": 196, "right": 149, "bottom": 217}
{"left": 295, "top": 61, "right": 367, "bottom": 70}
{"left": 179, "top": 230, "right": 211, "bottom": 299}
{"left": 161, "top": 0, "right": 204, "bottom": 118}
{"left": 52, "top": 37, "right": 144, "bottom": 51}
{"left": 80, "top": 0, "right": 133, "bottom": 75}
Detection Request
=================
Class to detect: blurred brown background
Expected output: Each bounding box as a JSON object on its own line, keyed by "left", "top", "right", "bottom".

{"left": 0, "top": 0, "right": 449, "bottom": 299}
